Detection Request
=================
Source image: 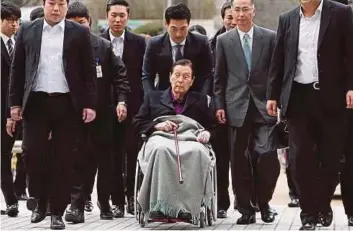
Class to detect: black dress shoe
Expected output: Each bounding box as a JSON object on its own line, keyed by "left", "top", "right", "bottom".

{"left": 46, "top": 201, "right": 52, "bottom": 216}
{"left": 112, "top": 205, "right": 124, "bottom": 218}
{"left": 299, "top": 222, "right": 316, "bottom": 230}
{"left": 348, "top": 216, "right": 353, "bottom": 226}
{"left": 288, "top": 198, "right": 300, "bottom": 208}
{"left": 84, "top": 200, "right": 93, "bottom": 212}
{"left": 260, "top": 208, "right": 276, "bottom": 223}
{"left": 126, "top": 196, "right": 134, "bottom": 215}
{"left": 64, "top": 207, "right": 84, "bottom": 224}
{"left": 178, "top": 211, "right": 192, "bottom": 220}
{"left": 6, "top": 204, "right": 19, "bottom": 217}
{"left": 100, "top": 210, "right": 114, "bottom": 220}
{"left": 236, "top": 214, "right": 256, "bottom": 225}
{"left": 31, "top": 207, "right": 46, "bottom": 223}
{"left": 51, "top": 215, "right": 65, "bottom": 230}
{"left": 317, "top": 211, "right": 333, "bottom": 227}
{"left": 217, "top": 210, "right": 227, "bottom": 218}
{"left": 27, "top": 197, "right": 37, "bottom": 211}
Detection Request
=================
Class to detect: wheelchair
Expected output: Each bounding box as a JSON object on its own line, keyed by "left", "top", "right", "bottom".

{"left": 134, "top": 134, "right": 218, "bottom": 228}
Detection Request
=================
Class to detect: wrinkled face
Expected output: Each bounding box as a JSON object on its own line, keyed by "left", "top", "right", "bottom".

{"left": 232, "top": 0, "right": 255, "bottom": 29}
{"left": 223, "top": 8, "right": 235, "bottom": 30}
{"left": 1, "top": 16, "right": 19, "bottom": 37}
{"left": 107, "top": 5, "right": 128, "bottom": 34}
{"left": 170, "top": 65, "right": 194, "bottom": 94}
{"left": 43, "top": 0, "right": 68, "bottom": 24}
{"left": 166, "top": 19, "right": 189, "bottom": 44}
{"left": 68, "top": 16, "right": 90, "bottom": 28}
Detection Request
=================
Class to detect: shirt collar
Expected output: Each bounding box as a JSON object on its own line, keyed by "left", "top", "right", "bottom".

{"left": 43, "top": 19, "right": 65, "bottom": 31}
{"left": 109, "top": 29, "right": 125, "bottom": 42}
{"left": 237, "top": 26, "right": 254, "bottom": 40}
{"left": 170, "top": 36, "right": 186, "bottom": 47}
{"left": 170, "top": 89, "right": 187, "bottom": 104}
{"left": 0, "top": 33, "right": 15, "bottom": 45}
{"left": 299, "top": 0, "right": 323, "bottom": 17}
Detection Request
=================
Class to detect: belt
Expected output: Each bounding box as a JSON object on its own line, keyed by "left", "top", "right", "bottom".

{"left": 293, "top": 81, "right": 320, "bottom": 91}
{"left": 32, "top": 91, "right": 69, "bottom": 97}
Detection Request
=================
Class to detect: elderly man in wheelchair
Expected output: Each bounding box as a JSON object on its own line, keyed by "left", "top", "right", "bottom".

{"left": 132, "top": 59, "right": 217, "bottom": 227}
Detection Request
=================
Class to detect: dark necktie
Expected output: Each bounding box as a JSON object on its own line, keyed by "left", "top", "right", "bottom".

{"left": 7, "top": 39, "right": 14, "bottom": 60}
{"left": 174, "top": 44, "right": 183, "bottom": 62}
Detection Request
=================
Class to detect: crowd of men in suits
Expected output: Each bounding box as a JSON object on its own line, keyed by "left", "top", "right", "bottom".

{"left": 1, "top": 0, "right": 353, "bottom": 230}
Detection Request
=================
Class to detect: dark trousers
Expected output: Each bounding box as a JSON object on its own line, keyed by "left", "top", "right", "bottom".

{"left": 211, "top": 124, "right": 230, "bottom": 211}
{"left": 22, "top": 92, "right": 84, "bottom": 215}
{"left": 284, "top": 148, "right": 299, "bottom": 200}
{"left": 71, "top": 109, "right": 115, "bottom": 210}
{"left": 14, "top": 153, "right": 27, "bottom": 196}
{"left": 1, "top": 123, "right": 17, "bottom": 206}
{"left": 111, "top": 120, "right": 141, "bottom": 206}
{"left": 341, "top": 110, "right": 353, "bottom": 216}
{"left": 287, "top": 82, "right": 344, "bottom": 222}
{"left": 229, "top": 100, "right": 280, "bottom": 215}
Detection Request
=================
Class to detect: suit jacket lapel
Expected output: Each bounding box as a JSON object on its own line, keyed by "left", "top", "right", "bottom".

{"left": 251, "top": 26, "right": 264, "bottom": 72}
{"left": 1, "top": 39, "right": 10, "bottom": 65}
{"left": 63, "top": 20, "right": 74, "bottom": 72}
{"left": 183, "top": 33, "right": 191, "bottom": 59}
{"left": 160, "top": 89, "right": 174, "bottom": 111}
{"left": 162, "top": 34, "right": 173, "bottom": 71}
{"left": 183, "top": 92, "right": 196, "bottom": 113}
{"left": 230, "top": 29, "right": 249, "bottom": 74}
{"left": 291, "top": 7, "right": 301, "bottom": 63}
{"left": 32, "top": 19, "right": 44, "bottom": 73}
{"left": 318, "top": 0, "right": 332, "bottom": 49}
{"left": 122, "top": 30, "right": 132, "bottom": 64}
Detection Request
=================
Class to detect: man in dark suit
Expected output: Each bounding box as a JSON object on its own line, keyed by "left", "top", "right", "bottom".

{"left": 141, "top": 3, "right": 213, "bottom": 95}
{"left": 267, "top": 0, "right": 353, "bottom": 229}
{"left": 0, "top": 0, "right": 21, "bottom": 218}
{"left": 100, "top": 0, "right": 146, "bottom": 217}
{"left": 9, "top": 0, "right": 97, "bottom": 229}
{"left": 214, "top": 0, "right": 279, "bottom": 225}
{"left": 133, "top": 59, "right": 214, "bottom": 138}
{"left": 65, "top": 2, "right": 129, "bottom": 222}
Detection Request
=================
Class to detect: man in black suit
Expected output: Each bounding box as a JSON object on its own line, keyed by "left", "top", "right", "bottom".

{"left": 65, "top": 2, "right": 129, "bottom": 222}
{"left": 100, "top": 0, "right": 146, "bottom": 217}
{"left": 1, "top": 0, "right": 21, "bottom": 218}
{"left": 267, "top": 0, "right": 353, "bottom": 229}
{"left": 141, "top": 3, "right": 213, "bottom": 95}
{"left": 9, "top": 0, "right": 97, "bottom": 229}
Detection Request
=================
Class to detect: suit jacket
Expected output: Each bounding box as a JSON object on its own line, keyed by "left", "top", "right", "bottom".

{"left": 90, "top": 33, "right": 129, "bottom": 112}
{"left": 267, "top": 0, "right": 353, "bottom": 116}
{"left": 132, "top": 88, "right": 214, "bottom": 136}
{"left": 214, "top": 26, "right": 277, "bottom": 127}
{"left": 1, "top": 39, "right": 12, "bottom": 128}
{"left": 209, "top": 26, "right": 227, "bottom": 64}
{"left": 141, "top": 32, "right": 214, "bottom": 95}
{"left": 100, "top": 29, "right": 146, "bottom": 119}
{"left": 9, "top": 19, "right": 97, "bottom": 113}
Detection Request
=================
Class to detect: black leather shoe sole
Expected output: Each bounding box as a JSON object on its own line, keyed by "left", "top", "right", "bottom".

{"left": 64, "top": 213, "right": 84, "bottom": 224}
{"left": 6, "top": 207, "right": 19, "bottom": 217}
{"left": 237, "top": 214, "right": 256, "bottom": 225}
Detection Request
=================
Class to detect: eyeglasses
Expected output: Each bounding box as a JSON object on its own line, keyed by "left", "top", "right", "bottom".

{"left": 4, "top": 17, "right": 20, "bottom": 24}
{"left": 233, "top": 7, "right": 252, "bottom": 13}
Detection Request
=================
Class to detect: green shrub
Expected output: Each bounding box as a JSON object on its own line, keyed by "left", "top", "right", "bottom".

{"left": 133, "top": 21, "right": 164, "bottom": 36}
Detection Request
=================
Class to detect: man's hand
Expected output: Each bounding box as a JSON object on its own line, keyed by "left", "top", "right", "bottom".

{"left": 266, "top": 100, "right": 278, "bottom": 116}
{"left": 10, "top": 106, "right": 22, "bottom": 121}
{"left": 347, "top": 90, "right": 353, "bottom": 109}
{"left": 6, "top": 119, "right": 16, "bottom": 137}
{"left": 154, "top": 120, "right": 179, "bottom": 132}
{"left": 116, "top": 104, "right": 127, "bottom": 122}
{"left": 216, "top": 109, "right": 226, "bottom": 124}
{"left": 82, "top": 108, "right": 96, "bottom": 123}
{"left": 196, "top": 130, "right": 211, "bottom": 144}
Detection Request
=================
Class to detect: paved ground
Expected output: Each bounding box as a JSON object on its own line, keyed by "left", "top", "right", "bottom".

{"left": 1, "top": 170, "right": 351, "bottom": 230}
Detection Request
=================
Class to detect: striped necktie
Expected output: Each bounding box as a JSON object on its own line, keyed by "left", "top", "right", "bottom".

{"left": 7, "top": 39, "right": 14, "bottom": 59}
{"left": 242, "top": 33, "right": 252, "bottom": 71}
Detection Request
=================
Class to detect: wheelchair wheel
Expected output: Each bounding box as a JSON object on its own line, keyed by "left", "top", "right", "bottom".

{"left": 134, "top": 162, "right": 139, "bottom": 221}
{"left": 138, "top": 210, "right": 146, "bottom": 228}
{"left": 199, "top": 211, "right": 205, "bottom": 228}
{"left": 211, "top": 165, "right": 218, "bottom": 222}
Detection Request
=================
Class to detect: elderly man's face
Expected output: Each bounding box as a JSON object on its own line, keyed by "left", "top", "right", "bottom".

{"left": 170, "top": 64, "right": 194, "bottom": 95}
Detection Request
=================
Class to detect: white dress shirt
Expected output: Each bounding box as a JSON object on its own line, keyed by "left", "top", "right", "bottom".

{"left": 110, "top": 29, "right": 125, "bottom": 57}
{"left": 294, "top": 0, "right": 323, "bottom": 84}
{"left": 170, "top": 37, "right": 186, "bottom": 62}
{"left": 33, "top": 19, "right": 69, "bottom": 93}
{"left": 1, "top": 33, "right": 15, "bottom": 54}
{"left": 237, "top": 26, "right": 254, "bottom": 52}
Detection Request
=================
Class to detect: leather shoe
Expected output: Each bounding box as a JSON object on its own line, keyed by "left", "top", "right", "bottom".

{"left": 51, "top": 215, "right": 65, "bottom": 230}
{"left": 64, "top": 207, "right": 84, "bottom": 224}
{"left": 112, "top": 205, "right": 124, "bottom": 218}
{"left": 348, "top": 216, "right": 353, "bottom": 226}
{"left": 100, "top": 210, "right": 114, "bottom": 220}
{"left": 6, "top": 204, "right": 19, "bottom": 217}
{"left": 26, "top": 197, "right": 37, "bottom": 211}
{"left": 84, "top": 200, "right": 93, "bottom": 212}
{"left": 46, "top": 201, "right": 52, "bottom": 216}
{"left": 236, "top": 214, "right": 256, "bottom": 225}
{"left": 260, "top": 208, "right": 276, "bottom": 223}
{"left": 217, "top": 210, "right": 227, "bottom": 218}
{"left": 299, "top": 222, "right": 316, "bottom": 230}
{"left": 178, "top": 211, "right": 192, "bottom": 220}
{"left": 317, "top": 211, "right": 333, "bottom": 227}
{"left": 126, "top": 196, "right": 134, "bottom": 215}
{"left": 288, "top": 198, "right": 300, "bottom": 208}
{"left": 31, "top": 207, "right": 46, "bottom": 223}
